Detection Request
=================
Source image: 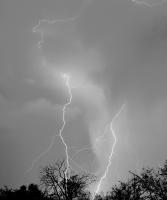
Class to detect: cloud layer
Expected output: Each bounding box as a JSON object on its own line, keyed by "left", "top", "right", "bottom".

{"left": 1, "top": 0, "right": 167, "bottom": 193}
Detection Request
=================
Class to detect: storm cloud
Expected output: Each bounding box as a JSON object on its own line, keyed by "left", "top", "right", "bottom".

{"left": 1, "top": 0, "right": 167, "bottom": 193}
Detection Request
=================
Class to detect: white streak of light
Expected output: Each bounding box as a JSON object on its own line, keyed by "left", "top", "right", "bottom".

{"left": 60, "top": 74, "right": 73, "bottom": 181}
{"left": 94, "top": 104, "right": 126, "bottom": 197}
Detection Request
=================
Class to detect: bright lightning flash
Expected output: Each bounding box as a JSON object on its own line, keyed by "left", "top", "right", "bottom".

{"left": 94, "top": 104, "right": 125, "bottom": 198}
{"left": 31, "top": 17, "right": 127, "bottom": 196}
{"left": 26, "top": 73, "right": 73, "bottom": 181}
{"left": 26, "top": 69, "right": 125, "bottom": 198}
{"left": 59, "top": 73, "right": 73, "bottom": 181}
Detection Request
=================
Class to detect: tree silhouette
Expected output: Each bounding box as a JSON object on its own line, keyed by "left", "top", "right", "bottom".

{"left": 101, "top": 160, "right": 167, "bottom": 200}
{"left": 1, "top": 159, "right": 167, "bottom": 200}
{"left": 0, "top": 184, "right": 50, "bottom": 200}
{"left": 128, "top": 165, "right": 167, "bottom": 200}
{"left": 0, "top": 186, "right": 14, "bottom": 200}
{"left": 40, "top": 159, "right": 96, "bottom": 200}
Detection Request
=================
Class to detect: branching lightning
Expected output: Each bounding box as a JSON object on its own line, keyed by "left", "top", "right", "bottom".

{"left": 30, "top": 12, "right": 128, "bottom": 197}
{"left": 32, "top": 18, "right": 75, "bottom": 49}
{"left": 26, "top": 74, "right": 73, "bottom": 176}
{"left": 94, "top": 104, "right": 125, "bottom": 197}
{"left": 27, "top": 18, "right": 76, "bottom": 175}
{"left": 26, "top": 65, "right": 126, "bottom": 197}
{"left": 27, "top": 69, "right": 126, "bottom": 197}
{"left": 29, "top": 15, "right": 99, "bottom": 178}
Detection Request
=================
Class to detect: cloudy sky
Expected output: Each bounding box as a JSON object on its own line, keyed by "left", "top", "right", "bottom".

{"left": 1, "top": 0, "right": 167, "bottom": 194}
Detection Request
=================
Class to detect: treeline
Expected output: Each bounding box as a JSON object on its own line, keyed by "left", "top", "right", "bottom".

{"left": 95, "top": 160, "right": 167, "bottom": 200}
{"left": 0, "top": 159, "right": 167, "bottom": 200}
{"left": 0, "top": 184, "right": 50, "bottom": 200}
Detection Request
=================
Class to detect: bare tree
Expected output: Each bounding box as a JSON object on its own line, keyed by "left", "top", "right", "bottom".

{"left": 40, "top": 159, "right": 96, "bottom": 200}
{"left": 129, "top": 166, "right": 167, "bottom": 200}
{"left": 104, "top": 162, "right": 167, "bottom": 200}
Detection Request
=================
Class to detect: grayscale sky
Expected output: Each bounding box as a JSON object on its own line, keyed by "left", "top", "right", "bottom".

{"left": 1, "top": 0, "right": 167, "bottom": 194}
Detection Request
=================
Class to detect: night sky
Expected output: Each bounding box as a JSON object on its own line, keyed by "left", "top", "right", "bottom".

{"left": 1, "top": 0, "right": 167, "bottom": 194}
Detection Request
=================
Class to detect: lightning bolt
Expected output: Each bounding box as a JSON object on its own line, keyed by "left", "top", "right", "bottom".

{"left": 26, "top": 17, "right": 77, "bottom": 175}
{"left": 30, "top": 13, "right": 128, "bottom": 196}
{"left": 59, "top": 73, "right": 73, "bottom": 181}
{"left": 26, "top": 67, "right": 125, "bottom": 196}
{"left": 25, "top": 73, "right": 73, "bottom": 177}
{"left": 27, "top": 14, "right": 96, "bottom": 177}
{"left": 32, "top": 0, "right": 92, "bottom": 48}
{"left": 94, "top": 104, "right": 125, "bottom": 198}
{"left": 32, "top": 18, "right": 75, "bottom": 49}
